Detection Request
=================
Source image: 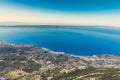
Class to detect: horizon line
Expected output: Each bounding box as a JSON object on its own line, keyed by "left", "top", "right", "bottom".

{"left": 0, "top": 22, "right": 120, "bottom": 28}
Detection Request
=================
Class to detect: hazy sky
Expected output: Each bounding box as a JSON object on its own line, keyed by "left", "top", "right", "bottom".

{"left": 0, "top": 0, "right": 120, "bottom": 26}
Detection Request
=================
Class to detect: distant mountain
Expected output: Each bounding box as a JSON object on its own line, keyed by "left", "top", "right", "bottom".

{"left": 0, "top": 41, "right": 120, "bottom": 80}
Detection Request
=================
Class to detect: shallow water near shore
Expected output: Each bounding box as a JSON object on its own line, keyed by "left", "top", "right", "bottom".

{"left": 0, "top": 26, "right": 120, "bottom": 56}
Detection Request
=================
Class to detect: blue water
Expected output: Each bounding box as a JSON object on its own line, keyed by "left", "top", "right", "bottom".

{"left": 1, "top": 26, "right": 120, "bottom": 56}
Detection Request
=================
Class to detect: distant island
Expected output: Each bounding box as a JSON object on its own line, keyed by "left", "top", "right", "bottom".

{"left": 0, "top": 41, "right": 120, "bottom": 80}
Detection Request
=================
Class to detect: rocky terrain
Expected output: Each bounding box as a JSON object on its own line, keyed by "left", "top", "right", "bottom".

{"left": 0, "top": 41, "right": 120, "bottom": 80}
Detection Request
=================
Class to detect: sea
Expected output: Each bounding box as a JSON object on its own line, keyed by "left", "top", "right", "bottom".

{"left": 0, "top": 25, "right": 120, "bottom": 56}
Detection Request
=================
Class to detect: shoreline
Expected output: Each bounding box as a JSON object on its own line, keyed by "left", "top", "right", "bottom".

{"left": 0, "top": 40, "right": 118, "bottom": 57}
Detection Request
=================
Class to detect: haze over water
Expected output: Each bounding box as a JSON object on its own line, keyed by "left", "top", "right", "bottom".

{"left": 1, "top": 26, "right": 120, "bottom": 56}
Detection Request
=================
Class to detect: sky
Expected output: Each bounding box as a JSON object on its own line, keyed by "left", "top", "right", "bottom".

{"left": 0, "top": 0, "right": 120, "bottom": 26}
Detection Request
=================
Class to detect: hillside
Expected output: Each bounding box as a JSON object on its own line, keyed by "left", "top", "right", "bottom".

{"left": 0, "top": 41, "right": 120, "bottom": 80}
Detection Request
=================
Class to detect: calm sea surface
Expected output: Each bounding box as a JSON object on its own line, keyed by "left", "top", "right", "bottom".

{"left": 0, "top": 26, "right": 120, "bottom": 56}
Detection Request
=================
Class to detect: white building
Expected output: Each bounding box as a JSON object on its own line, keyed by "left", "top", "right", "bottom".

{"left": 0, "top": 41, "right": 6, "bottom": 46}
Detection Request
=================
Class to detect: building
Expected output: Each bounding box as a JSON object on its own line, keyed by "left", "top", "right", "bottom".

{"left": 0, "top": 41, "right": 6, "bottom": 46}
